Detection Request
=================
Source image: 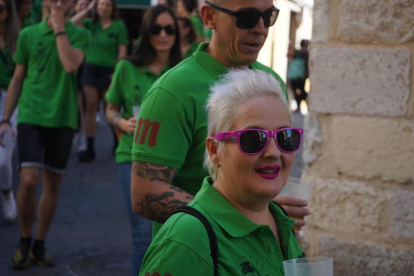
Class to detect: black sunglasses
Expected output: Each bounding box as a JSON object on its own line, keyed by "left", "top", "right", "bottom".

{"left": 151, "top": 24, "right": 176, "bottom": 35}
{"left": 205, "top": 1, "right": 279, "bottom": 29}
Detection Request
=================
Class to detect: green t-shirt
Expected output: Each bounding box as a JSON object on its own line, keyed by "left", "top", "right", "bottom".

{"left": 105, "top": 59, "right": 169, "bottom": 163}
{"left": 83, "top": 19, "right": 129, "bottom": 67}
{"left": 131, "top": 43, "right": 288, "bottom": 235}
{"left": 191, "top": 15, "right": 204, "bottom": 38}
{"left": 140, "top": 177, "right": 304, "bottom": 276}
{"left": 0, "top": 48, "right": 14, "bottom": 90}
{"left": 14, "top": 18, "right": 91, "bottom": 129}
{"left": 184, "top": 42, "right": 199, "bottom": 59}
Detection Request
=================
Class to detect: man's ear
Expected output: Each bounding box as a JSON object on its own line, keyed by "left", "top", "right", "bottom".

{"left": 206, "top": 137, "right": 220, "bottom": 164}
{"left": 200, "top": 4, "right": 216, "bottom": 30}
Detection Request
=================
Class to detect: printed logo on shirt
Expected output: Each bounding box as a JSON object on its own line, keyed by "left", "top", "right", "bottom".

{"left": 108, "top": 32, "right": 118, "bottom": 40}
{"left": 134, "top": 118, "right": 160, "bottom": 147}
{"left": 236, "top": 256, "right": 270, "bottom": 276}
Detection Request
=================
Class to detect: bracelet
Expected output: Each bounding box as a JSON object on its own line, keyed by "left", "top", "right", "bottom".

{"left": 0, "top": 119, "right": 11, "bottom": 127}
{"left": 54, "top": 30, "right": 67, "bottom": 37}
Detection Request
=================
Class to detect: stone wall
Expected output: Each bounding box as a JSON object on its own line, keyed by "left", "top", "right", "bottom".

{"left": 303, "top": 0, "right": 414, "bottom": 275}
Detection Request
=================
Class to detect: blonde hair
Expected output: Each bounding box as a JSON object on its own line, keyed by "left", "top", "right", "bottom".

{"left": 204, "top": 69, "right": 290, "bottom": 179}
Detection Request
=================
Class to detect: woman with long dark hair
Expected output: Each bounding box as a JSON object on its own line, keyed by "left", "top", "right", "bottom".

{"left": 105, "top": 4, "right": 181, "bottom": 276}
{"left": 0, "top": 0, "right": 19, "bottom": 222}
{"left": 73, "top": 0, "right": 128, "bottom": 162}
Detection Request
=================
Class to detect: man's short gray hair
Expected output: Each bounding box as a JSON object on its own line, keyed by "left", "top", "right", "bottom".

{"left": 204, "top": 69, "right": 291, "bottom": 179}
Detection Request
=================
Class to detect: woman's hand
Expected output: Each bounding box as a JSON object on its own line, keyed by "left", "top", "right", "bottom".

{"left": 273, "top": 195, "right": 310, "bottom": 227}
{"left": 121, "top": 116, "right": 137, "bottom": 135}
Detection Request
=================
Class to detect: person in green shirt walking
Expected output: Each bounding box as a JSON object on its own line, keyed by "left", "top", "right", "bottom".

{"left": 0, "top": 0, "right": 91, "bottom": 269}
{"left": 131, "top": 0, "right": 310, "bottom": 238}
{"left": 140, "top": 69, "right": 305, "bottom": 276}
{"left": 176, "top": 0, "right": 205, "bottom": 42}
{"left": 105, "top": 5, "right": 182, "bottom": 276}
{"left": 0, "top": 0, "right": 19, "bottom": 223}
{"left": 72, "top": 0, "right": 128, "bottom": 162}
{"left": 177, "top": 16, "right": 199, "bottom": 59}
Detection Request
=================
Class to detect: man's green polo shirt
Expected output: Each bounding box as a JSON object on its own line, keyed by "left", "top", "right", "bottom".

{"left": 0, "top": 47, "right": 14, "bottom": 90}
{"left": 140, "top": 177, "right": 304, "bottom": 276}
{"left": 14, "top": 18, "right": 91, "bottom": 129}
{"left": 83, "top": 19, "right": 129, "bottom": 67}
{"left": 105, "top": 59, "right": 169, "bottom": 163}
{"left": 132, "top": 43, "right": 288, "bottom": 236}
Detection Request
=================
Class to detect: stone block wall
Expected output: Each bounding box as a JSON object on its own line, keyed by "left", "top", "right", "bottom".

{"left": 302, "top": 0, "right": 414, "bottom": 275}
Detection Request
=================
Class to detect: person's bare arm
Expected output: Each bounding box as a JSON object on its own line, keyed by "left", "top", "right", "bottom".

{"left": 117, "top": 45, "right": 127, "bottom": 62}
{"left": 71, "top": 0, "right": 96, "bottom": 25}
{"left": 106, "top": 103, "right": 136, "bottom": 134}
{"left": 1, "top": 64, "right": 26, "bottom": 123}
{"left": 0, "top": 64, "right": 26, "bottom": 143}
{"left": 131, "top": 161, "right": 193, "bottom": 223}
{"left": 51, "top": 2, "right": 85, "bottom": 73}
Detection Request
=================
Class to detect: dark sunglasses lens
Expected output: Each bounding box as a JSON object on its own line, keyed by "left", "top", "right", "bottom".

{"left": 164, "top": 25, "right": 176, "bottom": 35}
{"left": 151, "top": 25, "right": 162, "bottom": 35}
{"left": 276, "top": 129, "right": 301, "bottom": 152}
{"left": 268, "top": 9, "right": 279, "bottom": 27}
{"left": 236, "top": 11, "right": 260, "bottom": 29}
{"left": 240, "top": 130, "right": 267, "bottom": 153}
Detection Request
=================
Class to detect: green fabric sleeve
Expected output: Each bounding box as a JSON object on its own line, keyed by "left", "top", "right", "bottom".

{"left": 105, "top": 60, "right": 125, "bottom": 105}
{"left": 13, "top": 31, "right": 29, "bottom": 65}
{"left": 118, "top": 21, "right": 129, "bottom": 45}
{"left": 131, "top": 87, "right": 192, "bottom": 169}
{"left": 72, "top": 29, "right": 92, "bottom": 55}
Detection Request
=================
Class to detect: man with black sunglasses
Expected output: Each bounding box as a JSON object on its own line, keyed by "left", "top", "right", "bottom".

{"left": 131, "top": 0, "right": 309, "bottom": 237}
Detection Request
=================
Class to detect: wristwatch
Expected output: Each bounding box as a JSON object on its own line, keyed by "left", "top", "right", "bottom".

{"left": 0, "top": 119, "right": 11, "bottom": 126}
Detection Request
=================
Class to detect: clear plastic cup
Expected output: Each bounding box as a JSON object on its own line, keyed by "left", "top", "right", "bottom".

{"left": 279, "top": 177, "right": 313, "bottom": 231}
{"left": 283, "top": 256, "right": 333, "bottom": 276}
{"left": 133, "top": 105, "right": 141, "bottom": 118}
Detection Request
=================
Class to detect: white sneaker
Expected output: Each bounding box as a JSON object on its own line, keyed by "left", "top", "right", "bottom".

{"left": 2, "top": 191, "right": 17, "bottom": 222}
{"left": 77, "top": 133, "right": 87, "bottom": 152}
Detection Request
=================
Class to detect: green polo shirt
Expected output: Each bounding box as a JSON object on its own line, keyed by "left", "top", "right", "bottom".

{"left": 105, "top": 59, "right": 169, "bottom": 163}
{"left": 140, "top": 177, "right": 304, "bottom": 276}
{"left": 0, "top": 47, "right": 14, "bottom": 90}
{"left": 14, "top": 18, "right": 91, "bottom": 129}
{"left": 83, "top": 19, "right": 129, "bottom": 67}
{"left": 191, "top": 15, "right": 204, "bottom": 38}
{"left": 132, "top": 43, "right": 288, "bottom": 236}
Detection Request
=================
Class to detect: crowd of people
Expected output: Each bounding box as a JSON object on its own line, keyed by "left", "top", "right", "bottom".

{"left": 0, "top": 0, "right": 310, "bottom": 275}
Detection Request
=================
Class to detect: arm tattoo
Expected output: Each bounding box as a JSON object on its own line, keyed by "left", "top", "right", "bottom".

{"left": 132, "top": 161, "right": 193, "bottom": 223}
{"left": 132, "top": 161, "right": 178, "bottom": 183}
{"left": 106, "top": 109, "right": 123, "bottom": 130}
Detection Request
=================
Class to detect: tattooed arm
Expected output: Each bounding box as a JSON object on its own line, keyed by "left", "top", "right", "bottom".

{"left": 106, "top": 103, "right": 137, "bottom": 135}
{"left": 131, "top": 161, "right": 194, "bottom": 223}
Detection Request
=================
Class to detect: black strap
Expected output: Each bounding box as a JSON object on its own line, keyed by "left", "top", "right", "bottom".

{"left": 171, "top": 206, "right": 218, "bottom": 276}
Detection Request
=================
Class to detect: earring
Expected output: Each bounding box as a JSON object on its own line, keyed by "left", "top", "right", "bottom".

{"left": 214, "top": 163, "right": 221, "bottom": 168}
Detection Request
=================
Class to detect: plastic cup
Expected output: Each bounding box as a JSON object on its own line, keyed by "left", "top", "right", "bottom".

{"left": 132, "top": 105, "right": 141, "bottom": 118}
{"left": 283, "top": 256, "right": 333, "bottom": 276}
{"left": 279, "top": 177, "right": 313, "bottom": 231}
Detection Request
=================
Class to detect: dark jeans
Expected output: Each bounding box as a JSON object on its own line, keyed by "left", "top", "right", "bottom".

{"left": 118, "top": 162, "right": 152, "bottom": 276}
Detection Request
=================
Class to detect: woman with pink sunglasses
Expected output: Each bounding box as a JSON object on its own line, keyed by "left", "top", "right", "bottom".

{"left": 139, "top": 69, "right": 306, "bottom": 276}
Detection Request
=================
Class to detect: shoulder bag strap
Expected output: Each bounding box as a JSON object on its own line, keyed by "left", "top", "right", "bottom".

{"left": 171, "top": 206, "right": 219, "bottom": 276}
